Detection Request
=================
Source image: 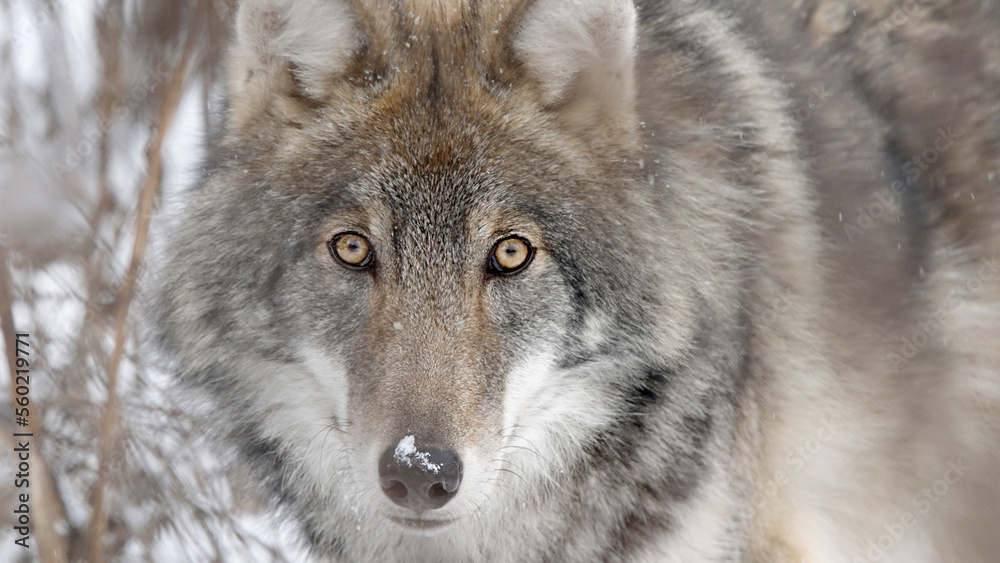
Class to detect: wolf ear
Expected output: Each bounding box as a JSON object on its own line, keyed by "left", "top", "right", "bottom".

{"left": 513, "top": 0, "right": 638, "bottom": 139}
{"left": 228, "top": 0, "right": 359, "bottom": 127}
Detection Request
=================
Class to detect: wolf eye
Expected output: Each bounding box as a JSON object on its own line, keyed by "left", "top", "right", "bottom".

{"left": 330, "top": 232, "right": 373, "bottom": 269}
{"left": 488, "top": 236, "right": 534, "bottom": 275}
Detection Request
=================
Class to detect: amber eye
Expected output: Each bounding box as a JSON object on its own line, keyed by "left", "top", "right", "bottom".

{"left": 489, "top": 236, "right": 534, "bottom": 275}
{"left": 330, "top": 232, "right": 373, "bottom": 269}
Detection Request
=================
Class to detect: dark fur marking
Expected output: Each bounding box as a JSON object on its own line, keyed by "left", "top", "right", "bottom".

{"left": 682, "top": 413, "right": 713, "bottom": 451}
{"left": 627, "top": 367, "right": 675, "bottom": 413}
{"left": 234, "top": 423, "right": 287, "bottom": 496}
{"left": 884, "top": 135, "right": 932, "bottom": 274}
{"left": 548, "top": 253, "right": 589, "bottom": 333}
{"left": 556, "top": 352, "right": 593, "bottom": 371}
{"left": 303, "top": 522, "right": 347, "bottom": 561}
{"left": 605, "top": 504, "right": 674, "bottom": 561}
{"left": 427, "top": 47, "right": 444, "bottom": 106}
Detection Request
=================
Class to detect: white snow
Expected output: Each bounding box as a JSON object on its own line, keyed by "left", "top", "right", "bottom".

{"left": 393, "top": 435, "right": 441, "bottom": 473}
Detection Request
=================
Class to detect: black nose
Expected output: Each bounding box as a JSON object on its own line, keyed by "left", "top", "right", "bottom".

{"left": 379, "top": 438, "right": 462, "bottom": 513}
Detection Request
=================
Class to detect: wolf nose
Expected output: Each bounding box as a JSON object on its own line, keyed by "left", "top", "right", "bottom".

{"left": 379, "top": 438, "right": 462, "bottom": 513}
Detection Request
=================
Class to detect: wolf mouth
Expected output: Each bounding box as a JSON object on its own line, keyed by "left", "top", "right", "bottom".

{"left": 386, "top": 515, "right": 458, "bottom": 531}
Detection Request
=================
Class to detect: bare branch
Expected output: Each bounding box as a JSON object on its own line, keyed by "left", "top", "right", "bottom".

{"left": 1, "top": 242, "right": 68, "bottom": 563}
{"left": 84, "top": 3, "right": 207, "bottom": 561}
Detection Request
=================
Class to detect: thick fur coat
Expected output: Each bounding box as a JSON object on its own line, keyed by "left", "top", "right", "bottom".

{"left": 152, "top": 1, "right": 1000, "bottom": 561}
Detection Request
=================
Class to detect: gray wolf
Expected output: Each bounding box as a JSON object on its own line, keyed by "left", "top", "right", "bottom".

{"left": 151, "top": 0, "right": 1000, "bottom": 560}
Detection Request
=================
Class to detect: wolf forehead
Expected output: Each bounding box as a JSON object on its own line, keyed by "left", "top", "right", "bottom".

{"left": 228, "top": 0, "right": 637, "bottom": 145}
{"left": 234, "top": 0, "right": 530, "bottom": 109}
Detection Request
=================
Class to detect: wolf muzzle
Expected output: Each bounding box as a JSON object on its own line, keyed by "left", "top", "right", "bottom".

{"left": 379, "top": 437, "right": 463, "bottom": 513}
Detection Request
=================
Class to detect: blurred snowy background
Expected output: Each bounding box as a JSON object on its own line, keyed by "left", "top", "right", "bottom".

{"left": 0, "top": 1, "right": 309, "bottom": 560}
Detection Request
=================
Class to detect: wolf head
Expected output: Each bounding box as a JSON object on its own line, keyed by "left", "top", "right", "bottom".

{"left": 156, "top": 0, "right": 755, "bottom": 559}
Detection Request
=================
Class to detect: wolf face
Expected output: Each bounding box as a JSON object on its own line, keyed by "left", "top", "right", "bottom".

{"left": 156, "top": 0, "right": 745, "bottom": 559}
{"left": 153, "top": 0, "right": 1000, "bottom": 561}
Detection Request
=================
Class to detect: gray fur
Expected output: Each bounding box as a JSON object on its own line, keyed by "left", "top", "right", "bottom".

{"left": 151, "top": 0, "right": 1000, "bottom": 561}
